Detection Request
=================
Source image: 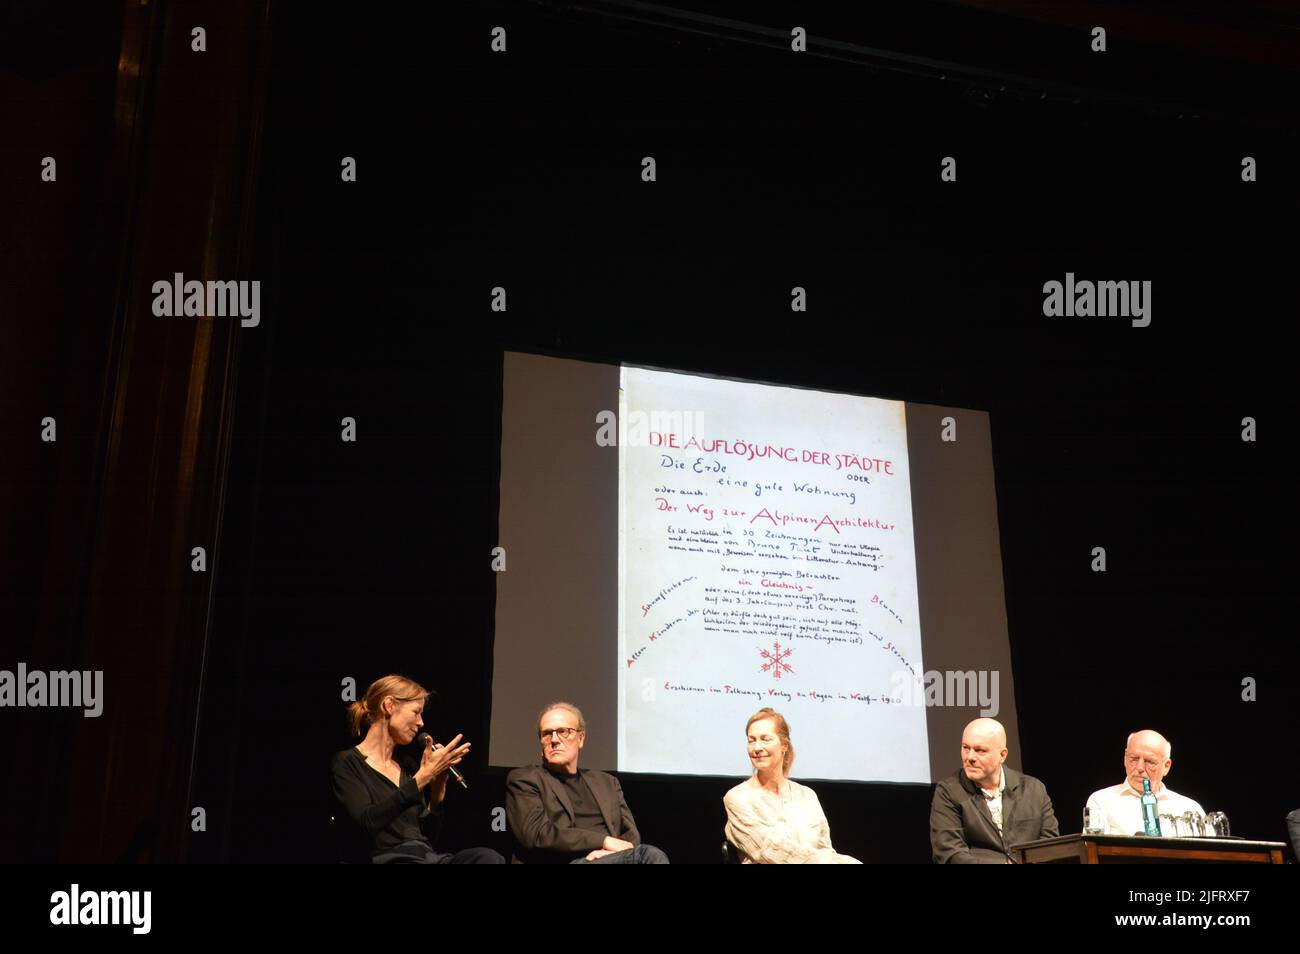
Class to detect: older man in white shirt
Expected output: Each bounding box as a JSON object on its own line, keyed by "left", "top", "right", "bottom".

{"left": 1085, "top": 729, "right": 1204, "bottom": 836}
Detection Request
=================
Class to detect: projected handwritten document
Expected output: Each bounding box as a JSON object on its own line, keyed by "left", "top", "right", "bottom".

{"left": 618, "top": 367, "right": 929, "bottom": 782}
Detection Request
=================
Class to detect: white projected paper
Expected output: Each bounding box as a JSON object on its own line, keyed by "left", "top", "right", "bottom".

{"left": 618, "top": 367, "right": 929, "bottom": 782}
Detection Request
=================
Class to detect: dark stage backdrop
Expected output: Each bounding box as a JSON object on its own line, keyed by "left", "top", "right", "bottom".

{"left": 183, "top": 3, "right": 1297, "bottom": 864}
{"left": 6, "top": 1, "right": 1294, "bottom": 868}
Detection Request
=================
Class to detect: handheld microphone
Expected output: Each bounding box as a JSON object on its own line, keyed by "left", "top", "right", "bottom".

{"left": 417, "top": 732, "right": 469, "bottom": 789}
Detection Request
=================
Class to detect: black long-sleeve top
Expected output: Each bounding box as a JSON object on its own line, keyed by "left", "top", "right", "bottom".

{"left": 331, "top": 747, "right": 444, "bottom": 854}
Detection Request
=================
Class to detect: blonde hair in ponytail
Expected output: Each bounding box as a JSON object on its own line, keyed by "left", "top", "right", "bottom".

{"left": 347, "top": 674, "right": 429, "bottom": 737}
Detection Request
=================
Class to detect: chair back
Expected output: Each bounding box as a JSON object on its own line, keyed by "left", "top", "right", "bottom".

{"left": 721, "top": 838, "right": 743, "bottom": 864}
{"left": 328, "top": 809, "right": 372, "bottom": 864}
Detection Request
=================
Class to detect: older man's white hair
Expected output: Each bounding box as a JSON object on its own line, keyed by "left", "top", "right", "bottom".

{"left": 1127, "top": 729, "right": 1171, "bottom": 758}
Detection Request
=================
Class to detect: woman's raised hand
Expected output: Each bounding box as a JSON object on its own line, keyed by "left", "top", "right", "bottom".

{"left": 416, "top": 732, "right": 470, "bottom": 788}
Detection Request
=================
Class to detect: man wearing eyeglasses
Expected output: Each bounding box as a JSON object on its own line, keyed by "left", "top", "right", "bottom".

{"left": 505, "top": 701, "right": 669, "bottom": 863}
{"left": 1084, "top": 729, "right": 1205, "bottom": 836}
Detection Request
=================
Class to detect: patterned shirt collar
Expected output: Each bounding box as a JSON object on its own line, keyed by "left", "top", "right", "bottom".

{"left": 979, "top": 766, "right": 1007, "bottom": 798}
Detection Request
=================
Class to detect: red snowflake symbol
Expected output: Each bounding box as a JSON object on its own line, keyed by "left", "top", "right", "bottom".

{"left": 758, "top": 641, "right": 795, "bottom": 681}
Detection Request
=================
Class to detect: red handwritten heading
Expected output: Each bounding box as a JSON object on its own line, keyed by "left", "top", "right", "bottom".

{"left": 649, "top": 433, "right": 894, "bottom": 474}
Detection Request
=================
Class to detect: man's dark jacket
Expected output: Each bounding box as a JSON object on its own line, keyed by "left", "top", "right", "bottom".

{"left": 506, "top": 764, "right": 641, "bottom": 864}
{"left": 930, "top": 766, "right": 1059, "bottom": 864}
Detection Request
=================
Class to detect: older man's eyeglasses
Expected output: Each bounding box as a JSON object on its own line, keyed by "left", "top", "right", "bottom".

{"left": 540, "top": 727, "right": 580, "bottom": 742}
{"left": 1125, "top": 755, "right": 1161, "bottom": 769}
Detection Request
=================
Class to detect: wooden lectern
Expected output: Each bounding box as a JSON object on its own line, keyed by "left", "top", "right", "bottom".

{"left": 1010, "top": 833, "right": 1286, "bottom": 864}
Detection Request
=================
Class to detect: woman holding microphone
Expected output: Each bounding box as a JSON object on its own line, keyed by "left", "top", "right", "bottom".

{"left": 330, "top": 674, "right": 503, "bottom": 863}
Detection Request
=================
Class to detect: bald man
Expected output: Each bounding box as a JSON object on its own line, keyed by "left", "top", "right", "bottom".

{"left": 1085, "top": 729, "right": 1204, "bottom": 836}
{"left": 930, "top": 718, "right": 1059, "bottom": 863}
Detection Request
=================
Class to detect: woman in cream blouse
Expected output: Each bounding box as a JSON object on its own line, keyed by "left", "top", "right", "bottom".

{"left": 723, "top": 707, "right": 861, "bottom": 863}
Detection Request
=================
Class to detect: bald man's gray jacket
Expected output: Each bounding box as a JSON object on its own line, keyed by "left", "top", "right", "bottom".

{"left": 930, "top": 766, "right": 1059, "bottom": 864}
